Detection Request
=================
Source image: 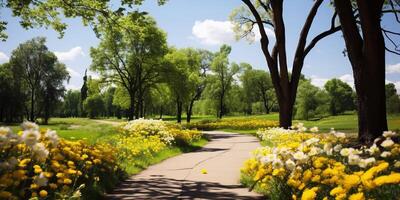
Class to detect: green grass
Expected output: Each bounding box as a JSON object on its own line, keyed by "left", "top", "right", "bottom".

{"left": 181, "top": 112, "right": 400, "bottom": 133}
{"left": 1, "top": 118, "right": 119, "bottom": 143}
{"left": 122, "top": 138, "right": 209, "bottom": 175}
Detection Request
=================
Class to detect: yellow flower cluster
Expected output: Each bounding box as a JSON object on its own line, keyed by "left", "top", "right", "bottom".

{"left": 107, "top": 119, "right": 202, "bottom": 169}
{"left": 0, "top": 122, "right": 123, "bottom": 199}
{"left": 241, "top": 124, "right": 400, "bottom": 200}
{"left": 187, "top": 118, "right": 278, "bottom": 130}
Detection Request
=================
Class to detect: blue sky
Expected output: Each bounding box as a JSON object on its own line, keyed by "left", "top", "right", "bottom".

{"left": 0, "top": 0, "right": 399, "bottom": 92}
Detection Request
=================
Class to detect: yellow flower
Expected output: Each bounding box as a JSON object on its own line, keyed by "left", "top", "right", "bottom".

{"left": 30, "top": 183, "right": 39, "bottom": 190}
{"left": 349, "top": 192, "right": 365, "bottom": 200}
{"left": 373, "top": 173, "right": 400, "bottom": 186}
{"left": 330, "top": 186, "right": 345, "bottom": 196}
{"left": 39, "top": 190, "right": 48, "bottom": 197}
{"left": 301, "top": 187, "right": 318, "bottom": 200}
{"left": 343, "top": 174, "right": 360, "bottom": 190}
{"left": 201, "top": 168, "right": 208, "bottom": 174}
{"left": 63, "top": 178, "right": 72, "bottom": 184}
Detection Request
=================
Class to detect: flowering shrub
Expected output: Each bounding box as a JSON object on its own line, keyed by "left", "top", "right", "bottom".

{"left": 241, "top": 123, "right": 400, "bottom": 200}
{"left": 187, "top": 118, "right": 279, "bottom": 130}
{"left": 105, "top": 119, "right": 203, "bottom": 169}
{"left": 0, "top": 122, "right": 124, "bottom": 199}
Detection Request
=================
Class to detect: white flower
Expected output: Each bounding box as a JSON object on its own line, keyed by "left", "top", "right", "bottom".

{"left": 310, "top": 127, "right": 319, "bottom": 133}
{"left": 334, "top": 132, "right": 346, "bottom": 139}
{"left": 333, "top": 144, "right": 343, "bottom": 152}
{"left": 373, "top": 138, "right": 381, "bottom": 144}
{"left": 293, "top": 151, "right": 308, "bottom": 163}
{"left": 394, "top": 161, "right": 400, "bottom": 168}
{"left": 260, "top": 154, "right": 277, "bottom": 164}
{"left": 285, "top": 159, "right": 296, "bottom": 171}
{"left": 349, "top": 148, "right": 362, "bottom": 155}
{"left": 348, "top": 154, "right": 360, "bottom": 165}
{"left": 32, "top": 143, "right": 49, "bottom": 161}
{"left": 340, "top": 148, "right": 351, "bottom": 157}
{"left": 272, "top": 159, "right": 284, "bottom": 169}
{"left": 308, "top": 147, "right": 322, "bottom": 156}
{"left": 365, "top": 157, "right": 376, "bottom": 165}
{"left": 45, "top": 129, "right": 59, "bottom": 146}
{"left": 21, "top": 121, "right": 39, "bottom": 131}
{"left": 323, "top": 143, "right": 333, "bottom": 155}
{"left": 34, "top": 173, "right": 48, "bottom": 187}
{"left": 383, "top": 131, "right": 396, "bottom": 138}
{"left": 305, "top": 138, "right": 320, "bottom": 146}
{"left": 358, "top": 159, "right": 368, "bottom": 168}
{"left": 21, "top": 129, "right": 41, "bottom": 147}
{"left": 367, "top": 144, "right": 380, "bottom": 155}
{"left": 381, "top": 138, "right": 394, "bottom": 148}
{"left": 380, "top": 151, "right": 392, "bottom": 158}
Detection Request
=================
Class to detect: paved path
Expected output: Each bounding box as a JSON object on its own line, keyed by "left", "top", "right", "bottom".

{"left": 93, "top": 119, "right": 122, "bottom": 126}
{"left": 107, "top": 131, "right": 263, "bottom": 200}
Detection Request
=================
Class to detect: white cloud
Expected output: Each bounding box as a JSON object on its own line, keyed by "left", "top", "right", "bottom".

{"left": 339, "top": 74, "right": 354, "bottom": 86}
{"left": 310, "top": 75, "right": 328, "bottom": 88}
{"left": 54, "top": 47, "right": 85, "bottom": 62}
{"left": 67, "top": 67, "right": 80, "bottom": 77}
{"left": 0, "top": 52, "right": 9, "bottom": 64}
{"left": 395, "top": 82, "right": 400, "bottom": 94}
{"left": 387, "top": 63, "right": 400, "bottom": 74}
{"left": 192, "top": 19, "right": 274, "bottom": 45}
{"left": 192, "top": 20, "right": 235, "bottom": 45}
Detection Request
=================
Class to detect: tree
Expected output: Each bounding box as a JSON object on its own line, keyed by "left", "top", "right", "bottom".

{"left": 63, "top": 90, "right": 81, "bottom": 117}
{"left": 39, "top": 61, "right": 69, "bottom": 124}
{"left": 185, "top": 49, "right": 213, "bottom": 123}
{"left": 386, "top": 83, "right": 400, "bottom": 114}
{"left": 1, "top": 0, "right": 167, "bottom": 41}
{"left": 232, "top": 0, "right": 341, "bottom": 128}
{"left": 80, "top": 70, "right": 88, "bottom": 117}
{"left": 208, "top": 45, "right": 240, "bottom": 119}
{"left": 9, "top": 37, "right": 69, "bottom": 122}
{"left": 240, "top": 65, "right": 276, "bottom": 114}
{"left": 84, "top": 94, "right": 105, "bottom": 119}
{"left": 333, "top": 0, "right": 400, "bottom": 143}
{"left": 90, "top": 14, "right": 167, "bottom": 120}
{"left": 295, "top": 80, "right": 329, "bottom": 120}
{"left": 324, "top": 79, "right": 355, "bottom": 116}
{"left": 0, "top": 63, "right": 26, "bottom": 122}
{"left": 164, "top": 48, "right": 195, "bottom": 123}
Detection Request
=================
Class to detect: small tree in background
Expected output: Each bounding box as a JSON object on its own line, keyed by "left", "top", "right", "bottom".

{"left": 324, "top": 78, "right": 355, "bottom": 116}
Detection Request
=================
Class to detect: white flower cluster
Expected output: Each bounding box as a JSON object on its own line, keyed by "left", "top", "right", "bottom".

{"left": 254, "top": 125, "right": 399, "bottom": 175}
{"left": 123, "top": 118, "right": 175, "bottom": 144}
{"left": 1, "top": 122, "right": 60, "bottom": 164}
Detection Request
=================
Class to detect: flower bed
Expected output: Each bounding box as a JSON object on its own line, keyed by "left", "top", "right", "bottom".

{"left": 241, "top": 123, "right": 400, "bottom": 200}
{"left": 0, "top": 122, "right": 124, "bottom": 199}
{"left": 101, "top": 119, "right": 203, "bottom": 171}
{"left": 186, "top": 118, "right": 279, "bottom": 130}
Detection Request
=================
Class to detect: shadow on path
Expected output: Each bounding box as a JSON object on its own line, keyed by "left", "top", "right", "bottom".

{"left": 107, "top": 176, "right": 262, "bottom": 200}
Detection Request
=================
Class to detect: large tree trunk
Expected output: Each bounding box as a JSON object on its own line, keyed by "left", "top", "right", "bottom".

{"left": 334, "top": 0, "right": 387, "bottom": 143}
{"left": 278, "top": 95, "right": 294, "bottom": 128}
{"left": 186, "top": 99, "right": 195, "bottom": 123}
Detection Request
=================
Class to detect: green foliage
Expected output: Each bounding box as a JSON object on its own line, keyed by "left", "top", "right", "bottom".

{"left": 63, "top": 90, "right": 81, "bottom": 117}
{"left": 386, "top": 83, "right": 400, "bottom": 114}
{"left": 295, "top": 79, "right": 330, "bottom": 120}
{"left": 206, "top": 45, "right": 241, "bottom": 118}
{"left": 84, "top": 94, "right": 105, "bottom": 119}
{"left": 7, "top": 37, "right": 69, "bottom": 123}
{"left": 324, "top": 78, "right": 355, "bottom": 115}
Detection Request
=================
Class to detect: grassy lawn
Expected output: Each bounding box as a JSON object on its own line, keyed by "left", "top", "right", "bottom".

{"left": 1, "top": 117, "right": 118, "bottom": 143}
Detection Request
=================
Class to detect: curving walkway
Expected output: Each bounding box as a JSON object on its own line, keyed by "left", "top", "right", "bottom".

{"left": 107, "top": 131, "right": 263, "bottom": 200}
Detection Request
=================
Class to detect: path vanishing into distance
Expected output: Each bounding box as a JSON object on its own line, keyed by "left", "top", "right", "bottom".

{"left": 107, "top": 131, "right": 263, "bottom": 200}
